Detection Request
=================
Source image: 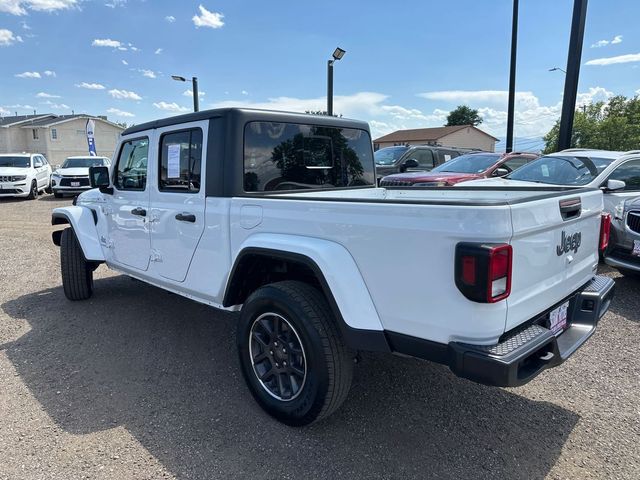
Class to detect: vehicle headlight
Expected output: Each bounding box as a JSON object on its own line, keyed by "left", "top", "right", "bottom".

{"left": 52, "top": 171, "right": 61, "bottom": 177}
{"left": 11, "top": 175, "right": 27, "bottom": 181}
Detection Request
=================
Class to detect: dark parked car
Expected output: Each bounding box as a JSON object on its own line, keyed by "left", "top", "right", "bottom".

{"left": 374, "top": 145, "right": 475, "bottom": 183}
{"left": 604, "top": 196, "right": 640, "bottom": 278}
{"left": 380, "top": 151, "right": 539, "bottom": 187}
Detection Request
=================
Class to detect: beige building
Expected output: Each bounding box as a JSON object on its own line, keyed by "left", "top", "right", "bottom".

{"left": 373, "top": 125, "right": 498, "bottom": 152}
{"left": 0, "top": 114, "right": 124, "bottom": 165}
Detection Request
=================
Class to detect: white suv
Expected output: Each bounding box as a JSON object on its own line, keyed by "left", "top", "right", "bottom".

{"left": 51, "top": 156, "right": 111, "bottom": 198}
{"left": 0, "top": 153, "right": 52, "bottom": 199}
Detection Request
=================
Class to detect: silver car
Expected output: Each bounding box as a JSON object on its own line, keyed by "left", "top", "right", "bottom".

{"left": 604, "top": 196, "right": 640, "bottom": 277}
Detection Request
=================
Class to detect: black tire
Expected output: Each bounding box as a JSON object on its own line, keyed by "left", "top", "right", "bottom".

{"left": 60, "top": 227, "right": 94, "bottom": 301}
{"left": 237, "top": 281, "right": 353, "bottom": 426}
{"left": 54, "top": 192, "right": 63, "bottom": 199}
{"left": 27, "top": 180, "right": 38, "bottom": 200}
{"left": 44, "top": 183, "right": 52, "bottom": 194}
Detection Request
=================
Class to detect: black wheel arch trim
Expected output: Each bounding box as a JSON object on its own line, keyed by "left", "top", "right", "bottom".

{"left": 224, "top": 247, "right": 391, "bottom": 353}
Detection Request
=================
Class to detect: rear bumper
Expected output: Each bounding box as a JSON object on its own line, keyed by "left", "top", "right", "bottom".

{"left": 387, "top": 275, "right": 615, "bottom": 387}
{"left": 604, "top": 251, "right": 640, "bottom": 273}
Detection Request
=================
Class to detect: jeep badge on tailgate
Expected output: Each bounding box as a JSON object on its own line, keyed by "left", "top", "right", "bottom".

{"left": 557, "top": 231, "right": 582, "bottom": 256}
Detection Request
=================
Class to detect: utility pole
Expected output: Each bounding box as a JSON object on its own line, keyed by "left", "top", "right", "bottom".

{"left": 506, "top": 0, "right": 519, "bottom": 153}
{"left": 558, "top": 0, "right": 588, "bottom": 151}
{"left": 327, "top": 60, "right": 334, "bottom": 116}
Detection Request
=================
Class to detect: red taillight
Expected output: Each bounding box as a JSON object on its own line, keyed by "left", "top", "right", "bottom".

{"left": 599, "top": 213, "right": 611, "bottom": 251}
{"left": 455, "top": 243, "right": 512, "bottom": 303}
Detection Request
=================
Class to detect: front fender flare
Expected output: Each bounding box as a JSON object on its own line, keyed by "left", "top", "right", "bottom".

{"left": 52, "top": 206, "right": 105, "bottom": 261}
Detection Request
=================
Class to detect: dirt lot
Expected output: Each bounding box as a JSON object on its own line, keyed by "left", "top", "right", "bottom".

{"left": 1, "top": 195, "right": 639, "bottom": 480}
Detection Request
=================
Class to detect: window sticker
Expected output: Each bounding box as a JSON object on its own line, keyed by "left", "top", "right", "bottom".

{"left": 167, "top": 144, "right": 181, "bottom": 178}
{"left": 444, "top": 154, "right": 452, "bottom": 161}
{"left": 541, "top": 164, "right": 550, "bottom": 177}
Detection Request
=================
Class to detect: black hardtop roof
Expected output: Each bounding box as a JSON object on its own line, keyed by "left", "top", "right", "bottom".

{"left": 122, "top": 107, "right": 370, "bottom": 136}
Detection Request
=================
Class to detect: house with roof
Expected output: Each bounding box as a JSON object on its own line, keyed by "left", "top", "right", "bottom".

{"left": 0, "top": 114, "right": 124, "bottom": 165}
{"left": 373, "top": 125, "right": 499, "bottom": 152}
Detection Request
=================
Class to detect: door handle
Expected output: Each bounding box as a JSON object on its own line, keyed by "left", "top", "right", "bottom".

{"left": 131, "top": 207, "right": 147, "bottom": 217}
{"left": 175, "top": 212, "right": 196, "bottom": 223}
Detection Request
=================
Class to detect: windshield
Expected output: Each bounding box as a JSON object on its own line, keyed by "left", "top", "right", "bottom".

{"left": 374, "top": 146, "right": 409, "bottom": 165}
{"left": 507, "top": 155, "right": 614, "bottom": 185}
{"left": 432, "top": 153, "right": 500, "bottom": 174}
{"left": 61, "top": 157, "right": 107, "bottom": 168}
{"left": 0, "top": 156, "right": 30, "bottom": 168}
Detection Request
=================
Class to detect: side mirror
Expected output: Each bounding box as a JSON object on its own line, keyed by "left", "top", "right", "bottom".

{"left": 493, "top": 167, "right": 510, "bottom": 177}
{"left": 402, "top": 158, "right": 419, "bottom": 171}
{"left": 89, "top": 166, "right": 112, "bottom": 193}
{"left": 602, "top": 179, "right": 626, "bottom": 192}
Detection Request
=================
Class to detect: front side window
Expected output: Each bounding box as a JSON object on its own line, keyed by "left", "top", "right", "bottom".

{"left": 608, "top": 160, "right": 640, "bottom": 191}
{"left": 159, "top": 128, "right": 203, "bottom": 193}
{"left": 114, "top": 137, "right": 149, "bottom": 190}
{"left": 502, "top": 156, "right": 529, "bottom": 172}
{"left": 507, "top": 155, "right": 613, "bottom": 186}
{"left": 244, "top": 122, "right": 375, "bottom": 192}
{"left": 405, "top": 149, "right": 435, "bottom": 169}
{"left": 33, "top": 156, "right": 43, "bottom": 168}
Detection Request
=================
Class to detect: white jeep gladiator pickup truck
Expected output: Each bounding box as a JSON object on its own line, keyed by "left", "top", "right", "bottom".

{"left": 51, "top": 108, "right": 615, "bottom": 426}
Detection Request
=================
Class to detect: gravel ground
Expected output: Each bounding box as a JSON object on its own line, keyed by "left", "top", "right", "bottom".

{"left": 0, "top": 195, "right": 639, "bottom": 480}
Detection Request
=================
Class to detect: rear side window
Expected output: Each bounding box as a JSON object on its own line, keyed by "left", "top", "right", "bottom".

{"left": 608, "top": 160, "right": 640, "bottom": 191}
{"left": 243, "top": 122, "right": 375, "bottom": 192}
{"left": 159, "top": 128, "right": 203, "bottom": 193}
{"left": 114, "top": 137, "right": 149, "bottom": 191}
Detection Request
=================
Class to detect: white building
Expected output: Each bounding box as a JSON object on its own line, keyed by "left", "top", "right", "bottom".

{"left": 0, "top": 114, "right": 124, "bottom": 165}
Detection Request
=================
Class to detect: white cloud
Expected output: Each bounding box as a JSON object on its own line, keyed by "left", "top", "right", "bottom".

{"left": 20, "top": 20, "right": 30, "bottom": 29}
{"left": 154, "top": 47, "right": 162, "bottom": 55}
{"left": 76, "top": 82, "right": 105, "bottom": 90}
{"left": 0, "top": 28, "right": 23, "bottom": 46}
{"left": 15, "top": 70, "right": 40, "bottom": 78}
{"left": 42, "top": 100, "right": 70, "bottom": 110}
{"left": 183, "top": 89, "right": 205, "bottom": 97}
{"left": 0, "top": 0, "right": 77, "bottom": 15}
{"left": 92, "top": 38, "right": 122, "bottom": 48}
{"left": 36, "top": 92, "right": 60, "bottom": 98}
{"left": 0, "top": 106, "right": 10, "bottom": 115}
{"left": 121, "top": 59, "right": 128, "bottom": 65}
{"left": 418, "top": 90, "right": 516, "bottom": 103}
{"left": 165, "top": 15, "right": 175, "bottom": 23}
{"left": 105, "top": 0, "right": 126, "bottom": 8}
{"left": 576, "top": 86, "right": 614, "bottom": 106}
{"left": 153, "top": 101, "right": 190, "bottom": 113}
{"left": 3, "top": 103, "right": 35, "bottom": 110}
{"left": 140, "top": 69, "right": 156, "bottom": 78}
{"left": 192, "top": 5, "right": 224, "bottom": 29}
{"left": 591, "top": 34, "right": 623, "bottom": 48}
{"left": 109, "top": 89, "right": 142, "bottom": 100}
{"left": 107, "top": 107, "right": 134, "bottom": 117}
{"left": 585, "top": 53, "right": 640, "bottom": 66}
{"left": 43, "top": 69, "right": 55, "bottom": 77}
{"left": 241, "top": 90, "right": 249, "bottom": 95}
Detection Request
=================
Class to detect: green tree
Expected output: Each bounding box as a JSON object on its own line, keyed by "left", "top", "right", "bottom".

{"left": 445, "top": 105, "right": 483, "bottom": 126}
{"left": 543, "top": 95, "right": 640, "bottom": 153}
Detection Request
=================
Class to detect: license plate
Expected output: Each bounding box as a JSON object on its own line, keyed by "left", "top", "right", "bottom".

{"left": 633, "top": 240, "right": 640, "bottom": 257}
{"left": 549, "top": 301, "right": 569, "bottom": 336}
{"left": 71, "top": 181, "right": 80, "bottom": 187}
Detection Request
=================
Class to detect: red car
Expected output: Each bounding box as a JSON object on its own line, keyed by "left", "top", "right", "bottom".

{"left": 380, "top": 151, "right": 539, "bottom": 187}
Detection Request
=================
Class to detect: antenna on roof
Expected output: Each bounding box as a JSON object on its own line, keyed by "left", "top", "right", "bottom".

{"left": 72, "top": 109, "right": 75, "bottom": 115}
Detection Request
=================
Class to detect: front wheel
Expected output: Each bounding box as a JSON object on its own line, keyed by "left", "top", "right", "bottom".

{"left": 60, "top": 227, "right": 94, "bottom": 300}
{"left": 237, "top": 281, "right": 353, "bottom": 426}
{"left": 26, "top": 180, "right": 38, "bottom": 200}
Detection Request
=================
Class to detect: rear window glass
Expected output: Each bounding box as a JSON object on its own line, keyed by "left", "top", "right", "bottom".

{"left": 508, "top": 155, "right": 614, "bottom": 185}
{"left": 244, "top": 121, "right": 375, "bottom": 192}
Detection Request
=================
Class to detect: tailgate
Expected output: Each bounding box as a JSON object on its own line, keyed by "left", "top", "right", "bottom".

{"left": 505, "top": 189, "right": 602, "bottom": 331}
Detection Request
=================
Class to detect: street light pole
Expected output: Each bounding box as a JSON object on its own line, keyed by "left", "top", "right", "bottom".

{"left": 558, "top": 0, "right": 588, "bottom": 151}
{"left": 506, "top": 0, "right": 519, "bottom": 153}
{"left": 327, "top": 47, "right": 345, "bottom": 116}
{"left": 171, "top": 75, "right": 199, "bottom": 112}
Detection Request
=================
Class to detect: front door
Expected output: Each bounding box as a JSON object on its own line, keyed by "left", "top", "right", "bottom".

{"left": 604, "top": 159, "right": 640, "bottom": 213}
{"left": 149, "top": 122, "right": 207, "bottom": 282}
{"left": 32, "top": 156, "right": 48, "bottom": 188}
{"left": 107, "top": 135, "right": 152, "bottom": 271}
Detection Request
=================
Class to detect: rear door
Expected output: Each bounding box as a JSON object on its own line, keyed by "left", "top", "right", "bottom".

{"left": 505, "top": 189, "right": 602, "bottom": 331}
{"left": 149, "top": 121, "right": 207, "bottom": 282}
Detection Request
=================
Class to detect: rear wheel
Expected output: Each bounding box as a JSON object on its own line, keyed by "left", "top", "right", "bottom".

{"left": 60, "top": 227, "right": 94, "bottom": 300}
{"left": 237, "top": 281, "right": 353, "bottom": 426}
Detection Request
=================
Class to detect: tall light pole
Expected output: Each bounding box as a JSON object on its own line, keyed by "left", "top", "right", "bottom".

{"left": 505, "top": 0, "right": 519, "bottom": 153}
{"left": 327, "top": 47, "right": 346, "bottom": 116}
{"left": 171, "top": 75, "right": 199, "bottom": 112}
{"left": 558, "top": 0, "right": 588, "bottom": 151}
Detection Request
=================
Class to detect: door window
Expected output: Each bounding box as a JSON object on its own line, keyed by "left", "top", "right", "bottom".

{"left": 502, "top": 156, "right": 529, "bottom": 172}
{"left": 114, "top": 137, "right": 149, "bottom": 191}
{"left": 408, "top": 149, "right": 435, "bottom": 168}
{"left": 33, "top": 156, "right": 43, "bottom": 168}
{"left": 159, "top": 128, "right": 203, "bottom": 193}
{"left": 608, "top": 160, "right": 640, "bottom": 191}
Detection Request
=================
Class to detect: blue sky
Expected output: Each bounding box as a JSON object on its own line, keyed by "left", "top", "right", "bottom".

{"left": 1, "top": 0, "right": 639, "bottom": 151}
